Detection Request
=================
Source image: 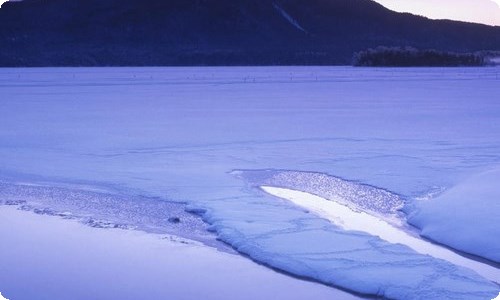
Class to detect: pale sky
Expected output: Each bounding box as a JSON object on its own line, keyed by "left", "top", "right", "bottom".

{"left": 373, "top": 0, "right": 500, "bottom": 26}
{"left": 0, "top": 0, "right": 499, "bottom": 26}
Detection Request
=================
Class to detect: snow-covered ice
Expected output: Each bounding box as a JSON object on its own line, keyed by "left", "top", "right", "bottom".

{"left": 0, "top": 205, "right": 356, "bottom": 300}
{"left": 1, "top": 67, "right": 499, "bottom": 299}
{"left": 0, "top": 181, "right": 227, "bottom": 249}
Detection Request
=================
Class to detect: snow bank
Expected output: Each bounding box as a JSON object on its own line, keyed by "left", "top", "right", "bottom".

{"left": 409, "top": 168, "right": 500, "bottom": 263}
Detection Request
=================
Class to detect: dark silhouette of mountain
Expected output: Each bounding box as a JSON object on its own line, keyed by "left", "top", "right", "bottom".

{"left": 1, "top": 0, "right": 500, "bottom": 66}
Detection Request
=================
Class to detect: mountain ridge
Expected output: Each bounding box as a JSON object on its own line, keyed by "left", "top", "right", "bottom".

{"left": 1, "top": 0, "right": 500, "bottom": 66}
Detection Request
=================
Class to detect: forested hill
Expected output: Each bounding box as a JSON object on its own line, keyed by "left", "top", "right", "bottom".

{"left": 1, "top": 0, "right": 500, "bottom": 66}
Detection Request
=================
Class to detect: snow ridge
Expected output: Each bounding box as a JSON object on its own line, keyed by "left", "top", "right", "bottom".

{"left": 408, "top": 168, "right": 500, "bottom": 263}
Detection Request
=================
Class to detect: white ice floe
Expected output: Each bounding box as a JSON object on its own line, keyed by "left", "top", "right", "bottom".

{"left": 261, "top": 185, "right": 500, "bottom": 284}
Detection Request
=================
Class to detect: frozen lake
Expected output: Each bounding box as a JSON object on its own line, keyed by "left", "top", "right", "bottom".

{"left": 0, "top": 67, "right": 499, "bottom": 299}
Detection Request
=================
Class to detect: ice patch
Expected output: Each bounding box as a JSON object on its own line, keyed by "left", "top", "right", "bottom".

{"left": 0, "top": 181, "right": 226, "bottom": 250}
{"left": 225, "top": 169, "right": 500, "bottom": 299}
{"left": 235, "top": 169, "right": 406, "bottom": 224}
{"left": 0, "top": 205, "right": 355, "bottom": 300}
{"left": 261, "top": 186, "right": 500, "bottom": 284}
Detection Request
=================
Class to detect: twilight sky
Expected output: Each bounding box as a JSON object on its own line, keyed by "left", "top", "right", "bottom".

{"left": 373, "top": 0, "right": 500, "bottom": 26}
{"left": 0, "top": 0, "right": 499, "bottom": 26}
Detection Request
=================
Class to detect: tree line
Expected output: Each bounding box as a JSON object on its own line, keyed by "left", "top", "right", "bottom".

{"left": 353, "top": 47, "right": 488, "bottom": 67}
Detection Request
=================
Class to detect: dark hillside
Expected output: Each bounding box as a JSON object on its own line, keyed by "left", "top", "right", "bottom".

{"left": 1, "top": 0, "right": 499, "bottom": 66}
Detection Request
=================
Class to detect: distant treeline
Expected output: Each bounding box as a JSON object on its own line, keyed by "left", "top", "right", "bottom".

{"left": 353, "top": 47, "right": 487, "bottom": 67}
